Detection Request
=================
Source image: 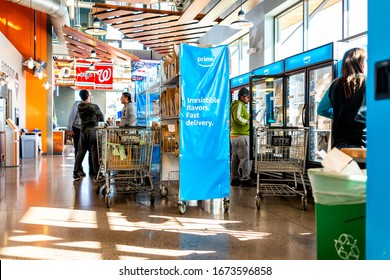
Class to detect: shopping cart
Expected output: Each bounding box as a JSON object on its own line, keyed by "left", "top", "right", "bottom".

{"left": 254, "top": 127, "right": 308, "bottom": 210}
{"left": 95, "top": 126, "right": 106, "bottom": 184}
{"left": 101, "top": 126, "right": 155, "bottom": 208}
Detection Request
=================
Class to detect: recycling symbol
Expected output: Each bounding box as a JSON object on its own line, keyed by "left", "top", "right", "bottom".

{"left": 334, "top": 233, "right": 360, "bottom": 260}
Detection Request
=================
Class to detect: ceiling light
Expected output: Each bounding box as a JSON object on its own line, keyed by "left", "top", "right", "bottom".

{"left": 230, "top": 1, "right": 253, "bottom": 30}
{"left": 23, "top": 57, "right": 39, "bottom": 69}
{"left": 42, "top": 81, "right": 51, "bottom": 90}
{"left": 23, "top": 0, "right": 39, "bottom": 69}
{"left": 85, "top": 50, "right": 101, "bottom": 63}
{"left": 85, "top": 18, "right": 107, "bottom": 36}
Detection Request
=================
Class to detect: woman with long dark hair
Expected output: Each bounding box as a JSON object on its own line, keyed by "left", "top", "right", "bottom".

{"left": 318, "top": 47, "right": 367, "bottom": 149}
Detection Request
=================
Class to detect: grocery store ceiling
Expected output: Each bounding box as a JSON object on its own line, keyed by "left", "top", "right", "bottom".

{"left": 91, "top": 0, "right": 264, "bottom": 55}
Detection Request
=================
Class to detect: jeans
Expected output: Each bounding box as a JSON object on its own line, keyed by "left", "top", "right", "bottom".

{"left": 230, "top": 135, "right": 251, "bottom": 181}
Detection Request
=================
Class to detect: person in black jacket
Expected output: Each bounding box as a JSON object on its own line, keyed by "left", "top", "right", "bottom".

{"left": 317, "top": 47, "right": 367, "bottom": 149}
{"left": 73, "top": 89, "right": 104, "bottom": 181}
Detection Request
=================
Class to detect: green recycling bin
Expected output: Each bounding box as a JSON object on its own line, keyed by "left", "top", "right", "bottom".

{"left": 308, "top": 168, "right": 366, "bottom": 260}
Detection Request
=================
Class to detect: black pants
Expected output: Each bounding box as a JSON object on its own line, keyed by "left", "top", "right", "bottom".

{"left": 72, "top": 126, "right": 93, "bottom": 173}
{"left": 73, "top": 129, "right": 99, "bottom": 176}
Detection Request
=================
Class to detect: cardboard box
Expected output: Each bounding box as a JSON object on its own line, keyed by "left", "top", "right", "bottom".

{"left": 161, "top": 124, "right": 176, "bottom": 152}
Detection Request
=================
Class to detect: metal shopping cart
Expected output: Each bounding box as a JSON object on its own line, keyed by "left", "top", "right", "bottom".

{"left": 95, "top": 126, "right": 106, "bottom": 185}
{"left": 254, "top": 127, "right": 308, "bottom": 210}
{"left": 101, "top": 126, "right": 155, "bottom": 208}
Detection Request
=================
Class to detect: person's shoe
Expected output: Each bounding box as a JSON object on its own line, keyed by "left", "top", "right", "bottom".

{"left": 79, "top": 170, "right": 86, "bottom": 177}
{"left": 231, "top": 179, "right": 241, "bottom": 186}
{"left": 73, "top": 173, "right": 80, "bottom": 181}
{"left": 240, "top": 179, "right": 254, "bottom": 187}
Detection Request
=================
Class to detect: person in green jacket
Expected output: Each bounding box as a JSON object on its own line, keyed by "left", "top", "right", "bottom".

{"left": 230, "top": 87, "right": 253, "bottom": 187}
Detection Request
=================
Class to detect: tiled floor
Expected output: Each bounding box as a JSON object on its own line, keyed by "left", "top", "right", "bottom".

{"left": 0, "top": 146, "right": 316, "bottom": 260}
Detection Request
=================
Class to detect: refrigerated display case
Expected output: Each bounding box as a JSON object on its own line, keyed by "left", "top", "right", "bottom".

{"left": 284, "top": 42, "right": 346, "bottom": 166}
{"left": 249, "top": 60, "right": 285, "bottom": 158}
{"left": 250, "top": 60, "right": 285, "bottom": 128}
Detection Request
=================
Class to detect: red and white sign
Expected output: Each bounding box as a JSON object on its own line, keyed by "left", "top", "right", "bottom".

{"left": 75, "top": 59, "right": 113, "bottom": 90}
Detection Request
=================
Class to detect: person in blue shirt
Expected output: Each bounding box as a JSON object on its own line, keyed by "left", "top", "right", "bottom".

{"left": 317, "top": 47, "right": 367, "bottom": 149}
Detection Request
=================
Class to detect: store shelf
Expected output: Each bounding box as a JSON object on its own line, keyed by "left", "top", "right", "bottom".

{"left": 163, "top": 74, "right": 180, "bottom": 87}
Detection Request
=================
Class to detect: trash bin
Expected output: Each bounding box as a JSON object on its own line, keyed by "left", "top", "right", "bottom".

{"left": 308, "top": 168, "right": 366, "bottom": 260}
{"left": 20, "top": 134, "right": 38, "bottom": 158}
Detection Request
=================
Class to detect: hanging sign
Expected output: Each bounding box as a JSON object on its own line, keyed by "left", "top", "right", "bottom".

{"left": 179, "top": 44, "right": 230, "bottom": 201}
{"left": 54, "top": 58, "right": 76, "bottom": 86}
{"left": 75, "top": 59, "right": 113, "bottom": 90}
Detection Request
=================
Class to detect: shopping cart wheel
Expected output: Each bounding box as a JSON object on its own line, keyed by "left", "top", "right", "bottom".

{"left": 255, "top": 194, "right": 262, "bottom": 210}
{"left": 178, "top": 202, "right": 186, "bottom": 215}
{"left": 160, "top": 186, "right": 168, "bottom": 197}
{"left": 223, "top": 198, "right": 230, "bottom": 212}
{"left": 301, "top": 196, "right": 307, "bottom": 211}
{"left": 105, "top": 194, "right": 111, "bottom": 208}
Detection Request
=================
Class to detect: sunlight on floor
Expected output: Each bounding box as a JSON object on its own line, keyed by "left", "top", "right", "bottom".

{"left": 0, "top": 206, "right": 275, "bottom": 259}
{"left": 19, "top": 207, "right": 98, "bottom": 228}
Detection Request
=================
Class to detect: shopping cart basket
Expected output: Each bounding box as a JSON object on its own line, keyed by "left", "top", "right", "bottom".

{"left": 101, "top": 126, "right": 155, "bottom": 208}
{"left": 254, "top": 127, "right": 308, "bottom": 210}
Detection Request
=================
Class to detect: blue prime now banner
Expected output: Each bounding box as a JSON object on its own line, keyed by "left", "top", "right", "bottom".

{"left": 179, "top": 44, "right": 230, "bottom": 201}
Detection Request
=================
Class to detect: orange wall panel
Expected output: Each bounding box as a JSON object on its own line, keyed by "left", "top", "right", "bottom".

{"left": 0, "top": 0, "right": 49, "bottom": 153}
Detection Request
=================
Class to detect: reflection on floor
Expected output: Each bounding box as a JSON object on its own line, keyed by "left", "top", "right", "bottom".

{"left": 0, "top": 146, "right": 316, "bottom": 260}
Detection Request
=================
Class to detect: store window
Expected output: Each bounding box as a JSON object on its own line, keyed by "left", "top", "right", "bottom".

{"left": 275, "top": 0, "right": 367, "bottom": 60}
{"left": 307, "top": 0, "right": 342, "bottom": 50}
{"left": 275, "top": 2, "right": 304, "bottom": 60}
{"left": 229, "top": 34, "right": 250, "bottom": 77}
{"left": 347, "top": 0, "right": 368, "bottom": 37}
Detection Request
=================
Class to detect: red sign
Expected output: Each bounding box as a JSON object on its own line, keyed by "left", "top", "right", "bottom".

{"left": 75, "top": 59, "right": 113, "bottom": 90}
{"left": 95, "top": 61, "right": 113, "bottom": 90}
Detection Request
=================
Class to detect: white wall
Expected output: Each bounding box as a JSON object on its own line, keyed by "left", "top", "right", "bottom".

{"left": 0, "top": 31, "right": 26, "bottom": 129}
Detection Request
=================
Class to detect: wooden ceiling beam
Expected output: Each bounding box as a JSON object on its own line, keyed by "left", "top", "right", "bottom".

{"left": 177, "top": 0, "right": 209, "bottom": 24}
{"left": 142, "top": 33, "right": 203, "bottom": 47}
{"left": 134, "top": 26, "right": 211, "bottom": 41}
{"left": 119, "top": 20, "right": 198, "bottom": 34}
{"left": 62, "top": 25, "right": 140, "bottom": 62}
{"left": 121, "top": 22, "right": 208, "bottom": 38}
{"left": 147, "top": 38, "right": 199, "bottom": 49}
{"left": 114, "top": 15, "right": 181, "bottom": 30}
{"left": 100, "top": 12, "right": 163, "bottom": 25}
{"left": 93, "top": 9, "right": 132, "bottom": 20}
{"left": 94, "top": 3, "right": 182, "bottom": 16}
{"left": 198, "top": 0, "right": 237, "bottom": 26}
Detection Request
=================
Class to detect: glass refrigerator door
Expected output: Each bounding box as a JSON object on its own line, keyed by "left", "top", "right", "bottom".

{"left": 308, "top": 65, "right": 333, "bottom": 162}
{"left": 286, "top": 72, "right": 305, "bottom": 127}
{"left": 252, "top": 77, "right": 284, "bottom": 128}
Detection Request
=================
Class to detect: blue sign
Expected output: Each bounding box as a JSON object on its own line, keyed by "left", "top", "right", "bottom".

{"left": 230, "top": 72, "right": 251, "bottom": 88}
{"left": 179, "top": 44, "right": 230, "bottom": 201}
{"left": 252, "top": 60, "right": 284, "bottom": 76}
{"left": 136, "top": 93, "right": 159, "bottom": 126}
{"left": 285, "top": 43, "right": 334, "bottom": 72}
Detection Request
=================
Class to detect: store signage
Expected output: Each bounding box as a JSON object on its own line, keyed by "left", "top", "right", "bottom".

{"left": 75, "top": 59, "right": 113, "bottom": 90}
{"left": 285, "top": 43, "right": 334, "bottom": 72}
{"left": 252, "top": 60, "right": 284, "bottom": 76}
{"left": 180, "top": 44, "right": 230, "bottom": 201}
{"left": 54, "top": 59, "right": 76, "bottom": 86}
{"left": 230, "top": 72, "right": 251, "bottom": 88}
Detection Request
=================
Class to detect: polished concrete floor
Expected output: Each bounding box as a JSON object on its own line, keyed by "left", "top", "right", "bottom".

{"left": 0, "top": 146, "right": 316, "bottom": 260}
